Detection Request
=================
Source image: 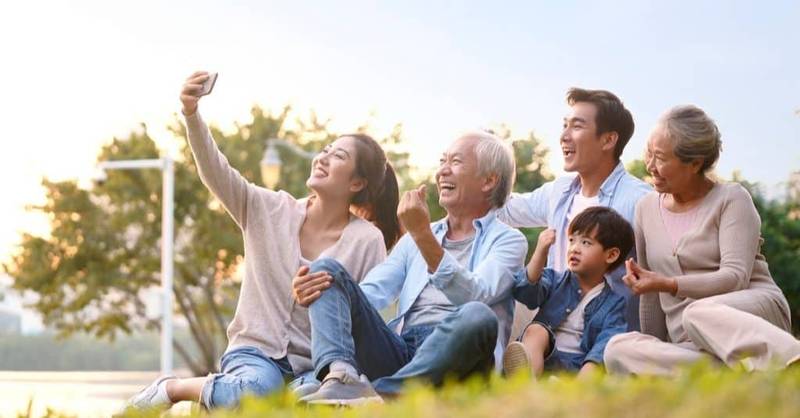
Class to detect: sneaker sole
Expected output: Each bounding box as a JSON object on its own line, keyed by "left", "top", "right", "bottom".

{"left": 503, "top": 342, "right": 531, "bottom": 377}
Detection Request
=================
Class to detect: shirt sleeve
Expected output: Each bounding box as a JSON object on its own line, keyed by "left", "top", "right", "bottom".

{"left": 495, "top": 182, "right": 553, "bottom": 227}
{"left": 674, "top": 185, "right": 762, "bottom": 299}
{"left": 430, "top": 229, "right": 528, "bottom": 306}
{"left": 512, "top": 268, "right": 557, "bottom": 309}
{"left": 185, "top": 111, "right": 281, "bottom": 229}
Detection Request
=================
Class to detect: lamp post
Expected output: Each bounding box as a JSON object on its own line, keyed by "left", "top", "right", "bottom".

{"left": 259, "top": 138, "right": 316, "bottom": 189}
{"left": 95, "top": 157, "right": 174, "bottom": 375}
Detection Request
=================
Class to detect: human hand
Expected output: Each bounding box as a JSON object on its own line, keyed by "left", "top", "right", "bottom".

{"left": 180, "top": 71, "right": 211, "bottom": 116}
{"left": 525, "top": 228, "right": 556, "bottom": 284}
{"left": 398, "top": 184, "right": 431, "bottom": 237}
{"left": 291, "top": 266, "right": 332, "bottom": 307}
{"left": 536, "top": 228, "right": 556, "bottom": 251}
{"left": 622, "top": 258, "right": 677, "bottom": 295}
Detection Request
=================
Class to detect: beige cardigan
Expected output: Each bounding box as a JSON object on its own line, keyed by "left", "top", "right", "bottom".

{"left": 186, "top": 112, "right": 387, "bottom": 373}
{"left": 635, "top": 183, "right": 790, "bottom": 343}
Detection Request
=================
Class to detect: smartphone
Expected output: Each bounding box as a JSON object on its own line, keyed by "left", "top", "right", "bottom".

{"left": 199, "top": 72, "right": 218, "bottom": 96}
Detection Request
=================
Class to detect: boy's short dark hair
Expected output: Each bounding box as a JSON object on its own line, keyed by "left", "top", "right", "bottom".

{"left": 566, "top": 87, "right": 635, "bottom": 161}
{"left": 568, "top": 206, "right": 634, "bottom": 272}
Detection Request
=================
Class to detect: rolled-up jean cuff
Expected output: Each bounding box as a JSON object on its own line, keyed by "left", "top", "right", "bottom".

{"left": 518, "top": 320, "right": 557, "bottom": 361}
{"left": 199, "top": 373, "right": 222, "bottom": 409}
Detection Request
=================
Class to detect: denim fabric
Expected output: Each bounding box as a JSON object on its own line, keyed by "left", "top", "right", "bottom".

{"left": 496, "top": 162, "right": 651, "bottom": 330}
{"left": 545, "top": 350, "right": 586, "bottom": 371}
{"left": 309, "top": 258, "right": 498, "bottom": 395}
{"left": 200, "top": 346, "right": 296, "bottom": 409}
{"left": 358, "top": 209, "right": 527, "bottom": 367}
{"left": 519, "top": 321, "right": 590, "bottom": 372}
{"left": 513, "top": 268, "right": 627, "bottom": 366}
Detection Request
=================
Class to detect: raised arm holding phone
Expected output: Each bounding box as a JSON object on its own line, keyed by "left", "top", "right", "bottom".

{"left": 124, "top": 71, "right": 401, "bottom": 411}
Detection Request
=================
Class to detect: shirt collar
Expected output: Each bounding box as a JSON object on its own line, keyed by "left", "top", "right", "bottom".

{"left": 432, "top": 208, "right": 497, "bottom": 239}
{"left": 565, "top": 271, "right": 613, "bottom": 293}
{"left": 567, "top": 161, "right": 627, "bottom": 198}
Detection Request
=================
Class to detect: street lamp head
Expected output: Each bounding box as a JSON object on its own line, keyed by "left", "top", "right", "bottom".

{"left": 260, "top": 140, "right": 282, "bottom": 189}
{"left": 92, "top": 166, "right": 108, "bottom": 186}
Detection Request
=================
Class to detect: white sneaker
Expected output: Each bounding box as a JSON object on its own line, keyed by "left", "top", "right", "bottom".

{"left": 503, "top": 341, "right": 532, "bottom": 377}
{"left": 125, "top": 375, "right": 177, "bottom": 411}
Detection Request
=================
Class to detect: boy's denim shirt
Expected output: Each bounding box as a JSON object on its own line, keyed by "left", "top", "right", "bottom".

{"left": 513, "top": 268, "right": 627, "bottom": 365}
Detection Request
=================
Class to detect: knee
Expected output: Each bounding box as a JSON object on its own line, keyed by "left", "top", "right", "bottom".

{"left": 457, "top": 302, "right": 498, "bottom": 335}
{"left": 522, "top": 322, "right": 549, "bottom": 342}
{"left": 682, "top": 299, "right": 716, "bottom": 334}
{"left": 239, "top": 375, "right": 275, "bottom": 398}
{"left": 309, "top": 257, "right": 346, "bottom": 276}
{"left": 309, "top": 257, "right": 353, "bottom": 287}
{"left": 603, "top": 333, "right": 636, "bottom": 374}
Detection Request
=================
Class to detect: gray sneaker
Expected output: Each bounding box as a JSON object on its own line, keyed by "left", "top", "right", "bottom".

{"left": 124, "top": 375, "right": 176, "bottom": 411}
{"left": 503, "top": 341, "right": 532, "bottom": 377}
{"left": 299, "top": 371, "right": 383, "bottom": 406}
{"left": 292, "top": 380, "right": 322, "bottom": 398}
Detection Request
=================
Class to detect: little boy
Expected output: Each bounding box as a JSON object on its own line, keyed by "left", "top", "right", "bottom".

{"left": 503, "top": 206, "right": 633, "bottom": 377}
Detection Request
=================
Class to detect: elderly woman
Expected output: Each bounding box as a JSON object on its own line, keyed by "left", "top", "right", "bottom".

{"left": 603, "top": 105, "right": 800, "bottom": 375}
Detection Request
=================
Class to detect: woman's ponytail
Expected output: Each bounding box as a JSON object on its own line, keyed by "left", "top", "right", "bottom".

{"left": 346, "top": 134, "right": 402, "bottom": 250}
{"left": 371, "top": 163, "right": 401, "bottom": 249}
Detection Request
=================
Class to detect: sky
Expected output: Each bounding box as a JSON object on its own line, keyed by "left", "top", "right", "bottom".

{"left": 1, "top": 0, "right": 798, "bottom": 264}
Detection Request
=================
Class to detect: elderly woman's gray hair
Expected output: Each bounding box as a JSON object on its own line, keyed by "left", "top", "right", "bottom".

{"left": 658, "top": 105, "right": 723, "bottom": 173}
{"left": 460, "top": 130, "right": 516, "bottom": 208}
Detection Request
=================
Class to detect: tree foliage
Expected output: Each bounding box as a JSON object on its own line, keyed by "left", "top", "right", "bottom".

{"left": 625, "top": 159, "right": 650, "bottom": 182}
{"left": 737, "top": 179, "right": 800, "bottom": 334}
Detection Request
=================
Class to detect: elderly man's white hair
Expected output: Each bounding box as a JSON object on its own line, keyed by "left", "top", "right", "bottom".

{"left": 457, "top": 129, "right": 516, "bottom": 208}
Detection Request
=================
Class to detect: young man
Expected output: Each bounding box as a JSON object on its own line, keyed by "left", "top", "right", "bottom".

{"left": 503, "top": 207, "right": 633, "bottom": 377}
{"left": 292, "top": 131, "right": 527, "bottom": 404}
{"left": 497, "top": 88, "right": 650, "bottom": 332}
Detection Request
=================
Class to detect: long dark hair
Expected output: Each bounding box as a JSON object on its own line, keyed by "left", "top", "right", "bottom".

{"left": 345, "top": 133, "right": 402, "bottom": 249}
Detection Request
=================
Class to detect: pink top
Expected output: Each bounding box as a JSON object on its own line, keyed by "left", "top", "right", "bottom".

{"left": 636, "top": 184, "right": 789, "bottom": 343}
{"left": 659, "top": 194, "right": 700, "bottom": 249}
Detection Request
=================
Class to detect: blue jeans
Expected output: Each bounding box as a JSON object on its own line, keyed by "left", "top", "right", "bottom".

{"left": 308, "top": 258, "right": 498, "bottom": 395}
{"left": 200, "top": 346, "right": 317, "bottom": 409}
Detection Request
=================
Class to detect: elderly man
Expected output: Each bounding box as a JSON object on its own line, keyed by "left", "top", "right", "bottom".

{"left": 292, "top": 131, "right": 527, "bottom": 404}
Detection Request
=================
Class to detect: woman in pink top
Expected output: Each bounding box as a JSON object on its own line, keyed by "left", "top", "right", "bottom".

{"left": 126, "top": 72, "right": 401, "bottom": 411}
{"left": 604, "top": 105, "right": 800, "bottom": 375}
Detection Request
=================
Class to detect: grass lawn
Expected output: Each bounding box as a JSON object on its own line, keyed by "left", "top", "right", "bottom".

{"left": 112, "top": 363, "right": 800, "bottom": 418}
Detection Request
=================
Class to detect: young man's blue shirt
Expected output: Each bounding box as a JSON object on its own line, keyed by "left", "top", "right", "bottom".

{"left": 497, "top": 162, "right": 651, "bottom": 297}
{"left": 513, "top": 268, "right": 627, "bottom": 367}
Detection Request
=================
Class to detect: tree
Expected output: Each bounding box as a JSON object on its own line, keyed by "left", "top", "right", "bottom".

{"left": 4, "top": 106, "right": 410, "bottom": 374}
{"left": 737, "top": 177, "right": 800, "bottom": 334}
{"left": 508, "top": 130, "right": 555, "bottom": 256}
{"left": 625, "top": 159, "right": 650, "bottom": 182}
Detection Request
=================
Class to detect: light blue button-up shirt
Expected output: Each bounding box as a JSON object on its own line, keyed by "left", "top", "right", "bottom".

{"left": 496, "top": 162, "right": 651, "bottom": 296}
{"left": 360, "top": 209, "right": 528, "bottom": 366}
